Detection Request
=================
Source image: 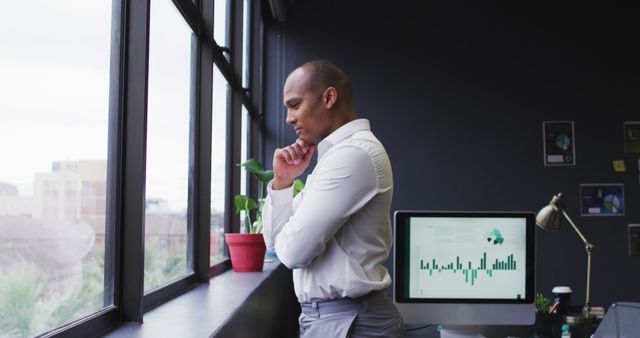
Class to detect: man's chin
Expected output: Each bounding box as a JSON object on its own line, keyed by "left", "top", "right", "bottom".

{"left": 297, "top": 136, "right": 316, "bottom": 146}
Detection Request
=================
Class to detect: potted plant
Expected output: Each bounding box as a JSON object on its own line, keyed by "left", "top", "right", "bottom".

{"left": 225, "top": 159, "right": 303, "bottom": 272}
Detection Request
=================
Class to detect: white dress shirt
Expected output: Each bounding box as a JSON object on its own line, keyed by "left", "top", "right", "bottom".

{"left": 262, "top": 119, "right": 394, "bottom": 302}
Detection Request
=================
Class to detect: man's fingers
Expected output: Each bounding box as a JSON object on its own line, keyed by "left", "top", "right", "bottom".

{"left": 276, "top": 146, "right": 300, "bottom": 165}
{"left": 290, "top": 143, "right": 305, "bottom": 162}
{"left": 284, "top": 146, "right": 300, "bottom": 164}
{"left": 302, "top": 143, "right": 317, "bottom": 162}
{"left": 275, "top": 148, "right": 293, "bottom": 164}
{"left": 275, "top": 140, "right": 313, "bottom": 166}
{"left": 295, "top": 138, "right": 309, "bottom": 153}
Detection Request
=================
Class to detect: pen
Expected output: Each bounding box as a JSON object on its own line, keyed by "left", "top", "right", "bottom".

{"left": 548, "top": 301, "right": 559, "bottom": 314}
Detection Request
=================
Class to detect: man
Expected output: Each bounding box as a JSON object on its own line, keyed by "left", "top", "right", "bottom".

{"left": 262, "top": 60, "right": 403, "bottom": 337}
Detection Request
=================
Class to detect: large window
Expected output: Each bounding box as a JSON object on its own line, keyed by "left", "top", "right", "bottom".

{"left": 144, "top": 0, "right": 193, "bottom": 292}
{"left": 0, "top": 0, "right": 262, "bottom": 335}
{"left": 0, "top": 1, "right": 112, "bottom": 336}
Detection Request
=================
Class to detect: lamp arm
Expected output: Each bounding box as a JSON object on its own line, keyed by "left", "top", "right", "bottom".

{"left": 561, "top": 210, "right": 592, "bottom": 248}
{"left": 585, "top": 249, "right": 592, "bottom": 313}
{"left": 561, "top": 209, "right": 594, "bottom": 316}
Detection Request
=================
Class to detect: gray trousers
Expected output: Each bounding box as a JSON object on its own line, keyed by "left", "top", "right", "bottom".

{"left": 298, "top": 290, "right": 404, "bottom": 338}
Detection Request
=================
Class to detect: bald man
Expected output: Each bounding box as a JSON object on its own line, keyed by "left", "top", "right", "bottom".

{"left": 262, "top": 60, "right": 403, "bottom": 337}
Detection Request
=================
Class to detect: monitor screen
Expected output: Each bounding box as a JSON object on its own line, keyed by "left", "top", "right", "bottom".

{"left": 394, "top": 211, "right": 536, "bottom": 326}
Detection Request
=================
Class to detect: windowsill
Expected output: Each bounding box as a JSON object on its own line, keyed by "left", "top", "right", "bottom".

{"left": 103, "top": 259, "right": 290, "bottom": 338}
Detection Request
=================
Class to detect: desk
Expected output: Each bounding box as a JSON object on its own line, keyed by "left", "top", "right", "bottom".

{"left": 404, "top": 324, "right": 533, "bottom": 338}
{"left": 405, "top": 325, "right": 536, "bottom": 338}
{"left": 404, "top": 319, "right": 598, "bottom": 338}
{"left": 534, "top": 313, "right": 599, "bottom": 338}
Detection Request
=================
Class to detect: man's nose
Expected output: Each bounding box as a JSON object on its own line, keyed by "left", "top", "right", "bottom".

{"left": 286, "top": 112, "right": 295, "bottom": 125}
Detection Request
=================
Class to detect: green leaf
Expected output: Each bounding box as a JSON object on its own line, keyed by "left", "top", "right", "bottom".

{"left": 239, "top": 159, "right": 264, "bottom": 172}
{"left": 239, "top": 159, "right": 274, "bottom": 183}
{"left": 253, "top": 169, "right": 274, "bottom": 182}
{"left": 234, "top": 194, "right": 257, "bottom": 214}
{"left": 293, "top": 179, "right": 305, "bottom": 197}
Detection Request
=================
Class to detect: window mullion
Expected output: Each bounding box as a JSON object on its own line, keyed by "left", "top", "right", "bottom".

{"left": 117, "top": 0, "right": 151, "bottom": 322}
{"left": 193, "top": 0, "right": 215, "bottom": 282}
{"left": 170, "top": 0, "right": 201, "bottom": 34}
{"left": 227, "top": 0, "right": 244, "bottom": 233}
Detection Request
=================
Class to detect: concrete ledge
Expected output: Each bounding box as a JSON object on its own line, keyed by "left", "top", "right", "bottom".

{"left": 103, "top": 260, "right": 299, "bottom": 338}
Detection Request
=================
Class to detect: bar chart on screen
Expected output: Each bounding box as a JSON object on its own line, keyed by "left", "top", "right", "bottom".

{"left": 418, "top": 252, "right": 518, "bottom": 286}
{"left": 409, "top": 217, "right": 527, "bottom": 299}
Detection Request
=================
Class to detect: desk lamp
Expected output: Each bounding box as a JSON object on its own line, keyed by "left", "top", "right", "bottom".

{"left": 536, "top": 193, "right": 595, "bottom": 322}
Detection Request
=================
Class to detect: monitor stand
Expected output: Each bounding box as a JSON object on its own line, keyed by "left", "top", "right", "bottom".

{"left": 438, "top": 325, "right": 533, "bottom": 338}
{"left": 439, "top": 325, "right": 486, "bottom": 338}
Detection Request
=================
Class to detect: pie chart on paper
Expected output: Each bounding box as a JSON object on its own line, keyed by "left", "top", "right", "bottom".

{"left": 603, "top": 194, "right": 622, "bottom": 213}
{"left": 555, "top": 134, "right": 571, "bottom": 151}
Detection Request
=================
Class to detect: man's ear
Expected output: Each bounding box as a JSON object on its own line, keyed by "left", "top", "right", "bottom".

{"left": 322, "top": 87, "right": 338, "bottom": 109}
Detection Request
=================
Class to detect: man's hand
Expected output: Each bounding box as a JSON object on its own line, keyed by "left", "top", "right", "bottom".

{"left": 272, "top": 138, "right": 316, "bottom": 190}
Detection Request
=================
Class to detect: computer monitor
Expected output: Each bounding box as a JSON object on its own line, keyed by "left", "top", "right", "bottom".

{"left": 394, "top": 211, "right": 536, "bottom": 328}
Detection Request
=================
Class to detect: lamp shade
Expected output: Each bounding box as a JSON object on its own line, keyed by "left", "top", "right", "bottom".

{"left": 536, "top": 193, "right": 564, "bottom": 231}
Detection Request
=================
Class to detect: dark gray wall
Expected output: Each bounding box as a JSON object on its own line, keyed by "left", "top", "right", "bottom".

{"left": 262, "top": 1, "right": 640, "bottom": 308}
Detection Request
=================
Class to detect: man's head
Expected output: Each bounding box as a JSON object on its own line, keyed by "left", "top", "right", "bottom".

{"left": 283, "top": 60, "right": 356, "bottom": 144}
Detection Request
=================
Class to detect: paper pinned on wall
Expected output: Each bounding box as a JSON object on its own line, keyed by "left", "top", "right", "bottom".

{"left": 543, "top": 121, "right": 575, "bottom": 166}
{"left": 580, "top": 183, "right": 625, "bottom": 216}
{"left": 613, "top": 160, "right": 626, "bottom": 172}
{"left": 623, "top": 121, "right": 640, "bottom": 154}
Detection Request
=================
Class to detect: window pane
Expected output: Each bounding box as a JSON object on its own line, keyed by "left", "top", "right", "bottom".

{"left": 214, "top": 0, "right": 228, "bottom": 48}
{"left": 145, "top": 0, "right": 192, "bottom": 292}
{"left": 0, "top": 1, "right": 112, "bottom": 336}
{"left": 210, "top": 66, "right": 228, "bottom": 265}
{"left": 240, "top": 107, "right": 250, "bottom": 197}
{"left": 242, "top": 0, "right": 251, "bottom": 87}
{"left": 239, "top": 106, "right": 251, "bottom": 233}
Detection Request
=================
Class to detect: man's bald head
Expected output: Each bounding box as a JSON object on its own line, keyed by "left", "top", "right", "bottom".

{"left": 296, "top": 60, "right": 354, "bottom": 109}
{"left": 282, "top": 60, "right": 357, "bottom": 143}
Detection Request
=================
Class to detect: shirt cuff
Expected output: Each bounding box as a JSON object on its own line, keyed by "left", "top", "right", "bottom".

{"left": 267, "top": 180, "right": 293, "bottom": 205}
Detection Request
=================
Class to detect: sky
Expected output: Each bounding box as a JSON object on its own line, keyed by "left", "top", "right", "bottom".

{"left": 0, "top": 1, "right": 112, "bottom": 192}
{"left": 0, "top": 0, "right": 232, "bottom": 212}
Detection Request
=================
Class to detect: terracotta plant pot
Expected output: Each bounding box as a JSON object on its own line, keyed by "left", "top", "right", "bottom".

{"left": 225, "top": 233, "right": 266, "bottom": 272}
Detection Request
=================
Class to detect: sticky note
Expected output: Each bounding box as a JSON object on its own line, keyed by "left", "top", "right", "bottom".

{"left": 613, "top": 160, "right": 626, "bottom": 172}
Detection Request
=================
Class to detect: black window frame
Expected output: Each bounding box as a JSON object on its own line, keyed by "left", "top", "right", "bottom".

{"left": 38, "top": 0, "right": 265, "bottom": 336}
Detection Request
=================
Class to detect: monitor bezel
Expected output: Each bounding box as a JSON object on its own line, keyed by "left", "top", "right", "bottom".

{"left": 394, "top": 210, "right": 536, "bottom": 304}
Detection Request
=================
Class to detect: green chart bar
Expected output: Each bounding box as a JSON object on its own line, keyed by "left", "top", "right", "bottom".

{"left": 420, "top": 253, "right": 518, "bottom": 285}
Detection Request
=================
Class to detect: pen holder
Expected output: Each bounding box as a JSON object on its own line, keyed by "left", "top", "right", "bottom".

{"left": 534, "top": 312, "right": 553, "bottom": 338}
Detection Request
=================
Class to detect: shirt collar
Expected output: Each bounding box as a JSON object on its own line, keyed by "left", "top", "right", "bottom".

{"left": 317, "top": 119, "right": 370, "bottom": 160}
